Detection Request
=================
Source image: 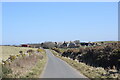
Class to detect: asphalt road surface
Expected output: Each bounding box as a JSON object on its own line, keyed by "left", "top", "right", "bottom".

{"left": 41, "top": 49, "right": 88, "bottom": 78}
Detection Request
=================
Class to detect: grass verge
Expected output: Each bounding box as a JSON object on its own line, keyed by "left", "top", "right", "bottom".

{"left": 23, "top": 51, "right": 47, "bottom": 78}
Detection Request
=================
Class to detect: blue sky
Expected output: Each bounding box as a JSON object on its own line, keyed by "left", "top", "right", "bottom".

{"left": 2, "top": 2, "right": 118, "bottom": 45}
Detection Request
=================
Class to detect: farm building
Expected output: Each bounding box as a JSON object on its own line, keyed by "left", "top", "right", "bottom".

{"left": 67, "top": 42, "right": 76, "bottom": 48}
{"left": 21, "top": 44, "right": 31, "bottom": 47}
{"left": 59, "top": 41, "right": 68, "bottom": 48}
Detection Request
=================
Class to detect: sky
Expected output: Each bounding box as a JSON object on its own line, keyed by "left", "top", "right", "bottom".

{"left": 2, "top": 2, "right": 118, "bottom": 45}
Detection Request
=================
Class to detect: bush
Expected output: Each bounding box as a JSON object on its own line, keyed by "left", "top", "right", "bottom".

{"left": 37, "top": 49, "right": 45, "bottom": 53}
{"left": 19, "top": 51, "right": 23, "bottom": 54}
{"left": 27, "top": 49, "right": 34, "bottom": 53}
{"left": 2, "top": 60, "right": 10, "bottom": 65}
{"left": 52, "top": 48, "right": 61, "bottom": 53}
{"left": 16, "top": 54, "right": 21, "bottom": 57}
{"left": 8, "top": 55, "right": 17, "bottom": 62}
{"left": 21, "top": 53, "right": 26, "bottom": 57}
{"left": 60, "top": 42, "right": 120, "bottom": 70}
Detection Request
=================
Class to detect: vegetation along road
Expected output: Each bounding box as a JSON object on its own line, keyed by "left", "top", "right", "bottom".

{"left": 41, "top": 49, "right": 88, "bottom": 78}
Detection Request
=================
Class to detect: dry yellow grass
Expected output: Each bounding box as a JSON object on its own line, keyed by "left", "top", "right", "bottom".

{"left": 0, "top": 46, "right": 38, "bottom": 61}
{"left": 24, "top": 51, "right": 47, "bottom": 78}
{"left": 1, "top": 46, "right": 47, "bottom": 78}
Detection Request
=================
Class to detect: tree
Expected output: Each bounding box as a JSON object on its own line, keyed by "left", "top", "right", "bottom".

{"left": 74, "top": 40, "right": 80, "bottom": 45}
{"left": 41, "top": 42, "right": 55, "bottom": 49}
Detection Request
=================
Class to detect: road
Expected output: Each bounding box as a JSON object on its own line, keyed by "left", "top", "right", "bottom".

{"left": 41, "top": 49, "right": 88, "bottom": 78}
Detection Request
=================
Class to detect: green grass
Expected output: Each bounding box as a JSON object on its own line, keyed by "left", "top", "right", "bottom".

{"left": 0, "top": 46, "right": 38, "bottom": 61}
{"left": 51, "top": 50, "right": 120, "bottom": 79}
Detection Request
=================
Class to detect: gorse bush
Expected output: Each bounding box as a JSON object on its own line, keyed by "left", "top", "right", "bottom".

{"left": 2, "top": 60, "right": 10, "bottom": 65}
{"left": 19, "top": 51, "right": 23, "bottom": 54}
{"left": 16, "top": 54, "right": 21, "bottom": 57}
{"left": 8, "top": 55, "right": 17, "bottom": 62}
{"left": 21, "top": 53, "right": 26, "bottom": 57}
{"left": 27, "top": 49, "right": 35, "bottom": 53}
{"left": 51, "top": 48, "right": 61, "bottom": 53}
{"left": 54, "top": 42, "right": 120, "bottom": 70}
{"left": 37, "top": 48, "right": 45, "bottom": 53}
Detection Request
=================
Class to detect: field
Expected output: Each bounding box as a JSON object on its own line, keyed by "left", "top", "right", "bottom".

{"left": 1, "top": 46, "right": 47, "bottom": 78}
{"left": 0, "top": 46, "right": 38, "bottom": 61}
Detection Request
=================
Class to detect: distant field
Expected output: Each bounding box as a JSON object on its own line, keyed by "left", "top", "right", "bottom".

{"left": 0, "top": 46, "right": 38, "bottom": 61}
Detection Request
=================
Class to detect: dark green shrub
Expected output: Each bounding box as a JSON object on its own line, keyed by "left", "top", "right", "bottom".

{"left": 19, "top": 51, "right": 23, "bottom": 54}
{"left": 27, "top": 49, "right": 34, "bottom": 53}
